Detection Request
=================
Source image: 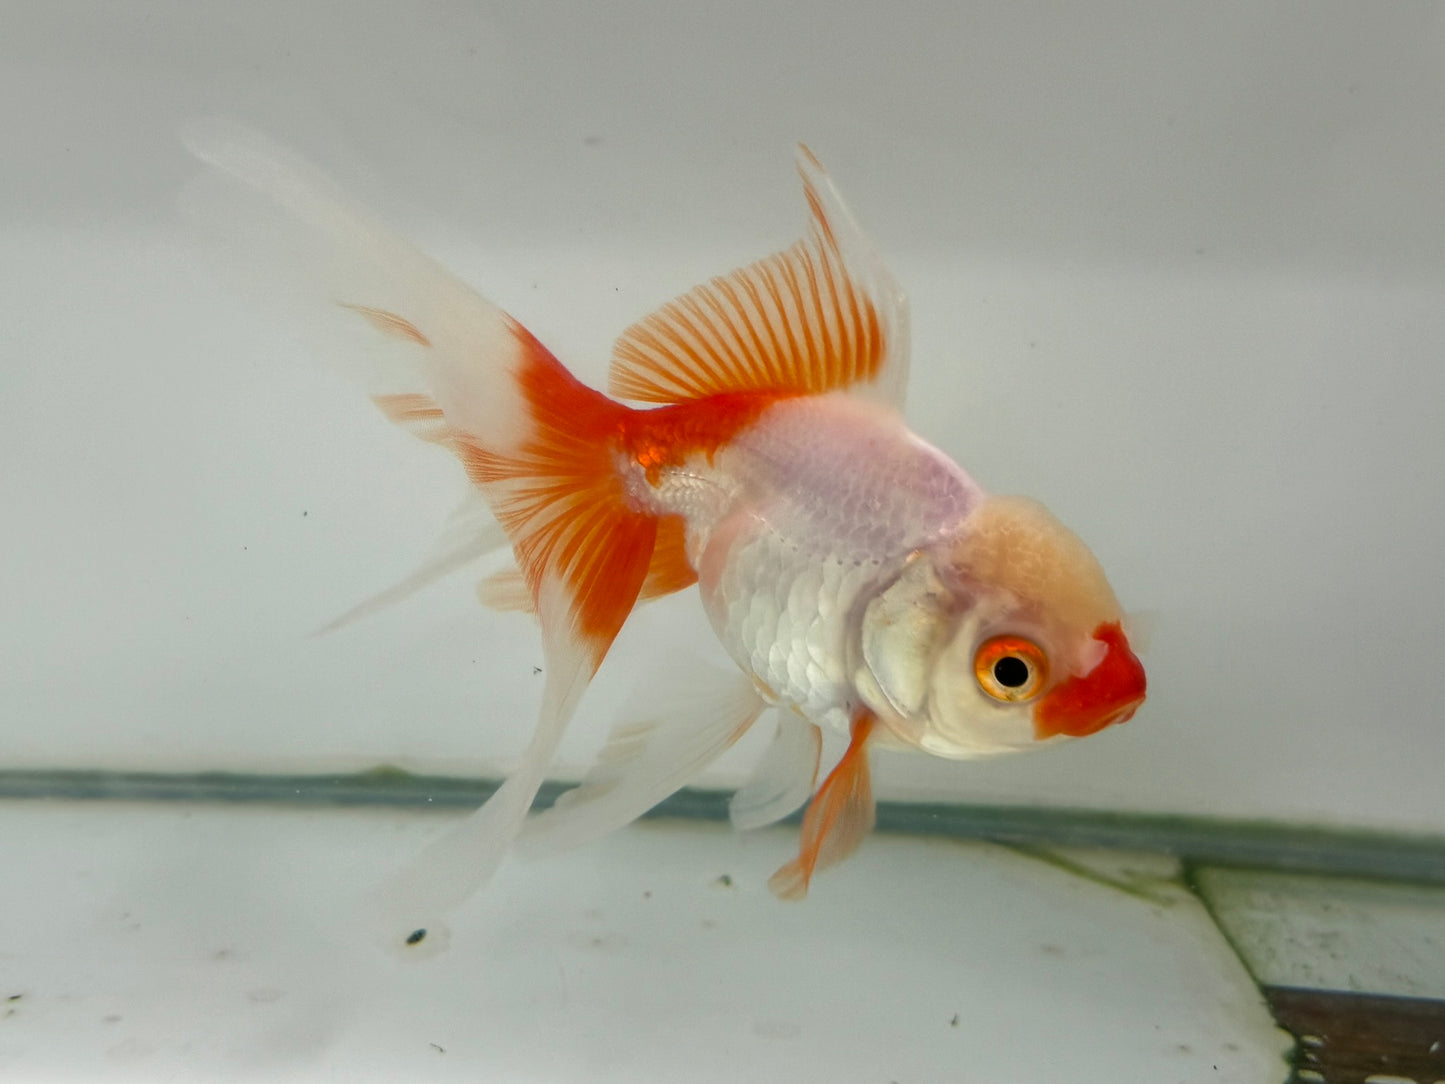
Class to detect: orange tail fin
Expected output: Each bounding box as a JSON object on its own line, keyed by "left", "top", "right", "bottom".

{"left": 183, "top": 123, "right": 718, "bottom": 942}
{"left": 371, "top": 315, "right": 681, "bottom": 668}
{"left": 362, "top": 316, "right": 675, "bottom": 943}
{"left": 446, "top": 320, "right": 654, "bottom": 667}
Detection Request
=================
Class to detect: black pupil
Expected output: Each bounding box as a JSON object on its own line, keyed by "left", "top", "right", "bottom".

{"left": 993, "top": 655, "right": 1031, "bottom": 688}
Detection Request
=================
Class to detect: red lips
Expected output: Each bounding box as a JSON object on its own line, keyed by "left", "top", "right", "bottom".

{"left": 1033, "top": 622, "right": 1146, "bottom": 739}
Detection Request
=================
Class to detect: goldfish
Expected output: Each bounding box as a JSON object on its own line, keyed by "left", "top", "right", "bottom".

{"left": 183, "top": 126, "right": 1145, "bottom": 941}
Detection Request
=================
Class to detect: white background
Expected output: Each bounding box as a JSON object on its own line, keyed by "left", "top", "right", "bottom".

{"left": 3, "top": 2, "right": 1443, "bottom": 832}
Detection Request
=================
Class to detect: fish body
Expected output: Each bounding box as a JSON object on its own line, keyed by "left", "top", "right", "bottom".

{"left": 184, "top": 129, "right": 1145, "bottom": 935}
{"left": 644, "top": 392, "right": 982, "bottom": 734}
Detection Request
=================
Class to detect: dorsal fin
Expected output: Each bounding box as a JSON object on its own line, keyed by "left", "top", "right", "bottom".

{"left": 608, "top": 145, "right": 910, "bottom": 409}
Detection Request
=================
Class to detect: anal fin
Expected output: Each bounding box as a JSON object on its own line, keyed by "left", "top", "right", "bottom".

{"left": 729, "top": 710, "right": 822, "bottom": 831}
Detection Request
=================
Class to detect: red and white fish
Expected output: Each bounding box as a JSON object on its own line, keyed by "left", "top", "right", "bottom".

{"left": 185, "top": 128, "right": 1145, "bottom": 938}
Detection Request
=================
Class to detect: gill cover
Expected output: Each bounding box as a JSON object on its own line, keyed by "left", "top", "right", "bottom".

{"left": 855, "top": 553, "right": 954, "bottom": 731}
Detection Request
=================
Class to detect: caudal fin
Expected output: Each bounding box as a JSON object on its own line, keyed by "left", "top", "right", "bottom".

{"left": 184, "top": 124, "right": 673, "bottom": 944}
{"left": 358, "top": 323, "right": 665, "bottom": 949}
{"left": 185, "top": 121, "right": 668, "bottom": 669}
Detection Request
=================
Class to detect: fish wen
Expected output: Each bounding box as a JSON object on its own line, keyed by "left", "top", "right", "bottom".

{"left": 183, "top": 125, "right": 1146, "bottom": 945}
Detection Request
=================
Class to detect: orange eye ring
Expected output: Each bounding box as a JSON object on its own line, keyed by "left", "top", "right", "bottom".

{"left": 974, "top": 636, "right": 1049, "bottom": 702}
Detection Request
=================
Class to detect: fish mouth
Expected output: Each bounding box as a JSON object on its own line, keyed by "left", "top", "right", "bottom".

{"left": 1032, "top": 622, "right": 1147, "bottom": 740}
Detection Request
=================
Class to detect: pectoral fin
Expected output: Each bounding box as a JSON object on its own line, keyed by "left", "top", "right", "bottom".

{"left": 768, "top": 711, "right": 877, "bottom": 900}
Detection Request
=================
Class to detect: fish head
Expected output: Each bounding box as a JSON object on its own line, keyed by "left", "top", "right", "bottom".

{"left": 857, "top": 496, "right": 1146, "bottom": 759}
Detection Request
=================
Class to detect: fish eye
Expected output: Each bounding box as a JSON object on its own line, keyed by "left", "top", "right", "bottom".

{"left": 973, "top": 636, "right": 1049, "bottom": 702}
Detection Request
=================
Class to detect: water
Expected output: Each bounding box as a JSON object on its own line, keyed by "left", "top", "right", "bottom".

{"left": 5, "top": 3, "right": 1445, "bottom": 1081}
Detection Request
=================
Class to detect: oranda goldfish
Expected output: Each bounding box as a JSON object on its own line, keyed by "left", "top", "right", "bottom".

{"left": 185, "top": 126, "right": 1145, "bottom": 943}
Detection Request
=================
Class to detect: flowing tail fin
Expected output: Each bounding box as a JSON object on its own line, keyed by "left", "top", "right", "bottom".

{"left": 183, "top": 123, "right": 668, "bottom": 946}
{"left": 360, "top": 330, "right": 664, "bottom": 950}
{"left": 444, "top": 319, "right": 658, "bottom": 660}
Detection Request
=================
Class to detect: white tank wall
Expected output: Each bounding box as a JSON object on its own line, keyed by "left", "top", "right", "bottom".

{"left": 3, "top": 2, "right": 1443, "bottom": 833}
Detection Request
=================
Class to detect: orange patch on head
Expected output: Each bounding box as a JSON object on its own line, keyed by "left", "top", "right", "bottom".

{"left": 1033, "top": 622, "right": 1146, "bottom": 739}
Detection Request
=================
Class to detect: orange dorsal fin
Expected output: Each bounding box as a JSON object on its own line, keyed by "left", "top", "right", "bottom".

{"left": 768, "top": 710, "right": 878, "bottom": 900}
{"left": 609, "top": 146, "right": 910, "bottom": 408}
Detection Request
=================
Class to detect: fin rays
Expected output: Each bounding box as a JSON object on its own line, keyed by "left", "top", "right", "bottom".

{"left": 187, "top": 126, "right": 908, "bottom": 928}
{"left": 768, "top": 712, "right": 878, "bottom": 900}
{"left": 608, "top": 146, "right": 906, "bottom": 408}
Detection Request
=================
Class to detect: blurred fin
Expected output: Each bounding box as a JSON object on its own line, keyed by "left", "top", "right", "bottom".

{"left": 362, "top": 575, "right": 599, "bottom": 952}
{"left": 729, "top": 711, "right": 821, "bottom": 831}
{"left": 521, "top": 662, "right": 766, "bottom": 856}
{"left": 182, "top": 120, "right": 537, "bottom": 454}
{"left": 476, "top": 566, "right": 534, "bottom": 613}
{"left": 316, "top": 494, "right": 507, "bottom": 634}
